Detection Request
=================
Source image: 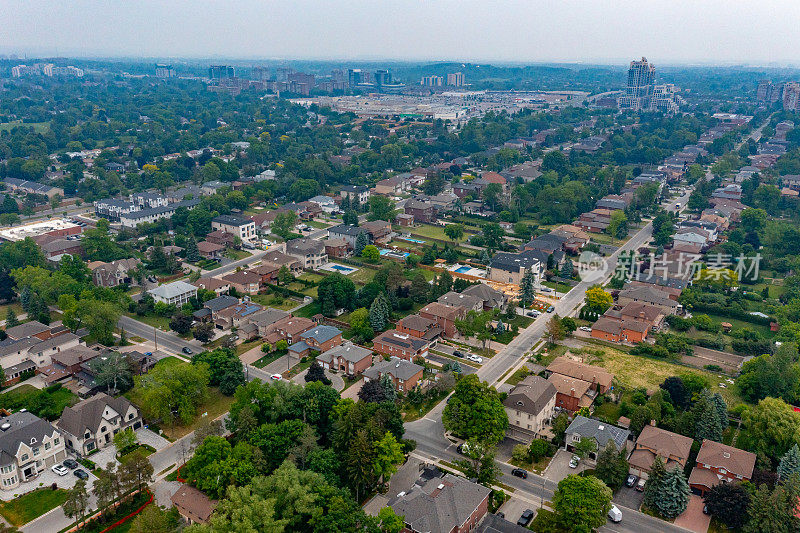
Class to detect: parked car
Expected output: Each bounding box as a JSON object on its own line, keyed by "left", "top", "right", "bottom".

{"left": 517, "top": 509, "right": 534, "bottom": 527}
{"left": 73, "top": 469, "right": 89, "bottom": 480}
{"left": 51, "top": 464, "right": 69, "bottom": 476}
{"left": 569, "top": 455, "right": 580, "bottom": 468}
{"left": 453, "top": 350, "right": 465, "bottom": 358}
{"left": 703, "top": 504, "right": 710, "bottom": 515}
{"left": 608, "top": 505, "right": 622, "bottom": 523}
{"left": 625, "top": 474, "right": 638, "bottom": 488}
{"left": 270, "top": 374, "right": 282, "bottom": 381}
{"left": 546, "top": 306, "right": 555, "bottom": 313}
{"left": 467, "top": 354, "right": 483, "bottom": 363}
{"left": 579, "top": 326, "right": 591, "bottom": 332}
{"left": 636, "top": 478, "right": 646, "bottom": 492}
{"left": 540, "top": 287, "right": 553, "bottom": 293}
{"left": 182, "top": 347, "right": 193, "bottom": 355}
{"left": 63, "top": 458, "right": 79, "bottom": 469}
{"left": 511, "top": 468, "right": 528, "bottom": 479}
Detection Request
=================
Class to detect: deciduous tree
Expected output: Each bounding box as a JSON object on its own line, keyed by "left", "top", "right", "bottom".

{"left": 552, "top": 474, "right": 612, "bottom": 533}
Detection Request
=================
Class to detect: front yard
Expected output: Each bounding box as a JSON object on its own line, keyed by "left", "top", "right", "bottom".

{"left": 160, "top": 388, "right": 235, "bottom": 440}
{"left": 0, "top": 487, "right": 68, "bottom": 526}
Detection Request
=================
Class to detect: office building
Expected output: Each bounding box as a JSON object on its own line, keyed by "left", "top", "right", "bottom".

{"left": 374, "top": 69, "right": 391, "bottom": 88}
{"left": 155, "top": 64, "right": 176, "bottom": 78}
{"left": 348, "top": 69, "right": 364, "bottom": 87}
{"left": 783, "top": 82, "right": 800, "bottom": 111}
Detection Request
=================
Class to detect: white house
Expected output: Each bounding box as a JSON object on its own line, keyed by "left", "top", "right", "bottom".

{"left": 148, "top": 280, "right": 197, "bottom": 306}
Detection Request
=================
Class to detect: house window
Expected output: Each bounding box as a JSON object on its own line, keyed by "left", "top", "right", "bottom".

{"left": 101, "top": 426, "right": 107, "bottom": 433}
{"left": 87, "top": 442, "right": 95, "bottom": 451}
{"left": 54, "top": 438, "right": 59, "bottom": 446}
{"left": 33, "top": 448, "right": 40, "bottom": 456}
{"left": 44, "top": 442, "right": 51, "bottom": 451}
{"left": 20, "top": 454, "right": 28, "bottom": 462}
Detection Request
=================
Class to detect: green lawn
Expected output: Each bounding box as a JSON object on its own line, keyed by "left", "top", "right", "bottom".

{"left": 161, "top": 388, "right": 235, "bottom": 440}
{"left": 405, "top": 223, "right": 465, "bottom": 243}
{"left": 225, "top": 249, "right": 252, "bottom": 261}
{"left": 0, "top": 302, "right": 25, "bottom": 321}
{"left": 0, "top": 121, "right": 50, "bottom": 134}
{"left": 0, "top": 384, "right": 78, "bottom": 421}
{"left": 293, "top": 301, "right": 321, "bottom": 318}
{"left": 505, "top": 367, "right": 533, "bottom": 386}
{"left": 234, "top": 338, "right": 263, "bottom": 357}
{"left": 702, "top": 313, "right": 775, "bottom": 338}
{"left": 542, "top": 280, "right": 574, "bottom": 294}
{"left": 0, "top": 488, "right": 68, "bottom": 526}
{"left": 122, "top": 311, "right": 171, "bottom": 331}
{"left": 250, "top": 293, "right": 303, "bottom": 311}
{"left": 297, "top": 273, "right": 324, "bottom": 283}
{"left": 306, "top": 220, "right": 330, "bottom": 229}
{"left": 253, "top": 350, "right": 286, "bottom": 368}
{"left": 348, "top": 267, "right": 377, "bottom": 285}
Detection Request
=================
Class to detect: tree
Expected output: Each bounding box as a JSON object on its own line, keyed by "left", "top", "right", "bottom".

{"left": 373, "top": 431, "right": 405, "bottom": 490}
{"left": 342, "top": 210, "right": 359, "bottom": 226}
{"left": 354, "top": 231, "right": 368, "bottom": 256}
{"left": 552, "top": 412, "right": 569, "bottom": 446}
{"left": 660, "top": 376, "right": 689, "bottom": 409}
{"left": 358, "top": 380, "right": 387, "bottom": 403}
{"left": 520, "top": 269, "right": 535, "bottom": 307}
{"left": 573, "top": 437, "right": 597, "bottom": 459}
{"left": 361, "top": 244, "right": 380, "bottom": 262}
{"left": 193, "top": 321, "right": 215, "bottom": 343}
{"left": 379, "top": 374, "right": 397, "bottom": 402}
{"left": 456, "top": 439, "right": 502, "bottom": 486}
{"left": 442, "top": 374, "right": 508, "bottom": 445}
{"left": 113, "top": 427, "right": 138, "bottom": 453}
{"left": 89, "top": 351, "right": 133, "bottom": 394}
{"left": 272, "top": 211, "right": 297, "bottom": 239}
{"left": 192, "top": 348, "right": 244, "bottom": 395}
{"left": 704, "top": 483, "right": 751, "bottom": 529}
{"left": 560, "top": 258, "right": 574, "bottom": 279}
{"left": 546, "top": 315, "right": 564, "bottom": 343}
{"left": 584, "top": 285, "right": 613, "bottom": 313}
{"left": 778, "top": 444, "right": 800, "bottom": 480}
{"left": 305, "top": 360, "right": 331, "bottom": 386}
{"left": 169, "top": 313, "right": 193, "bottom": 335}
{"left": 368, "top": 195, "right": 397, "bottom": 222}
{"left": 63, "top": 479, "right": 89, "bottom": 528}
{"left": 317, "top": 273, "right": 356, "bottom": 316}
{"left": 482, "top": 222, "right": 505, "bottom": 249}
{"left": 560, "top": 316, "right": 577, "bottom": 334}
{"left": 349, "top": 307, "right": 374, "bottom": 340}
{"left": 185, "top": 237, "right": 200, "bottom": 262}
{"left": 135, "top": 360, "right": 210, "bottom": 426}
{"left": 92, "top": 466, "right": 116, "bottom": 520}
{"left": 409, "top": 273, "right": 430, "bottom": 304}
{"left": 696, "top": 396, "right": 724, "bottom": 442}
{"left": 607, "top": 210, "right": 629, "bottom": 240}
{"left": 443, "top": 224, "right": 464, "bottom": 243}
{"left": 277, "top": 265, "right": 294, "bottom": 286}
{"left": 740, "top": 397, "right": 800, "bottom": 464}
{"left": 378, "top": 507, "right": 405, "bottom": 533}
{"left": 744, "top": 476, "right": 800, "bottom": 533}
{"left": 595, "top": 440, "right": 629, "bottom": 490}
{"left": 129, "top": 506, "right": 179, "bottom": 533}
{"left": 653, "top": 466, "right": 690, "bottom": 519}
{"left": 369, "top": 294, "right": 389, "bottom": 331}
{"left": 643, "top": 456, "right": 667, "bottom": 511}
{"left": 120, "top": 449, "right": 154, "bottom": 494}
{"left": 4, "top": 308, "right": 19, "bottom": 328}
{"left": 552, "top": 474, "right": 612, "bottom": 533}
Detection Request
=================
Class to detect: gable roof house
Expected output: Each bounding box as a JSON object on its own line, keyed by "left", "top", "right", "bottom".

{"left": 688, "top": 440, "right": 756, "bottom": 495}
{"left": 0, "top": 411, "right": 67, "bottom": 490}
{"left": 504, "top": 375, "right": 557, "bottom": 440}
{"left": 628, "top": 425, "right": 693, "bottom": 479}
{"left": 288, "top": 325, "right": 343, "bottom": 360}
{"left": 56, "top": 393, "right": 142, "bottom": 455}
{"left": 546, "top": 355, "right": 614, "bottom": 394}
{"left": 461, "top": 283, "right": 507, "bottom": 311}
{"left": 220, "top": 270, "right": 262, "bottom": 294}
{"left": 437, "top": 291, "right": 483, "bottom": 313}
{"left": 565, "top": 416, "right": 630, "bottom": 459}
{"left": 90, "top": 258, "right": 142, "bottom": 288}
{"left": 285, "top": 238, "right": 328, "bottom": 270}
{"left": 317, "top": 343, "right": 373, "bottom": 376}
{"left": 372, "top": 331, "right": 430, "bottom": 361}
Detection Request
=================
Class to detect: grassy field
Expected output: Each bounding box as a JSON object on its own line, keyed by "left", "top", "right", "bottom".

{"left": 0, "top": 302, "right": 25, "bottom": 321}
{"left": 250, "top": 293, "right": 303, "bottom": 311}
{"left": 224, "top": 249, "right": 252, "bottom": 261}
{"left": 580, "top": 345, "right": 742, "bottom": 407}
{"left": 542, "top": 280, "right": 574, "bottom": 294}
{"left": 406, "top": 223, "right": 465, "bottom": 243}
{"left": 348, "top": 267, "right": 377, "bottom": 285}
{"left": 702, "top": 313, "right": 775, "bottom": 338}
{"left": 0, "top": 121, "right": 49, "bottom": 134}
{"left": 0, "top": 488, "right": 68, "bottom": 526}
{"left": 293, "top": 301, "right": 321, "bottom": 318}
{"left": 122, "top": 311, "right": 171, "bottom": 331}
{"left": 234, "top": 338, "right": 262, "bottom": 357}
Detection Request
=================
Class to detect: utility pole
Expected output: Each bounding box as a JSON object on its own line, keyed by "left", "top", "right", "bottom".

{"left": 154, "top": 326, "right": 158, "bottom": 352}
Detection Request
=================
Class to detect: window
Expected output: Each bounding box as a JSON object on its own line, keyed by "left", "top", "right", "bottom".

{"left": 54, "top": 438, "right": 59, "bottom": 446}
{"left": 33, "top": 448, "right": 40, "bottom": 456}
{"left": 87, "top": 442, "right": 95, "bottom": 451}
{"left": 101, "top": 426, "right": 107, "bottom": 433}
{"left": 44, "top": 442, "right": 51, "bottom": 451}
{"left": 20, "top": 454, "right": 28, "bottom": 462}
{"left": 719, "top": 469, "right": 727, "bottom": 475}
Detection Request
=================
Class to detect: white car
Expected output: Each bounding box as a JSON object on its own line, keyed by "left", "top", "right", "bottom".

{"left": 608, "top": 504, "right": 622, "bottom": 523}
{"left": 579, "top": 326, "right": 591, "bottom": 332}
{"left": 467, "top": 354, "right": 483, "bottom": 364}
{"left": 51, "top": 464, "right": 69, "bottom": 476}
{"left": 270, "top": 374, "right": 282, "bottom": 381}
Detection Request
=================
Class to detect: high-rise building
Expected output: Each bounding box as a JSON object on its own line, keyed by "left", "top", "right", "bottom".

{"left": 348, "top": 69, "right": 363, "bottom": 87}
{"left": 421, "top": 75, "right": 444, "bottom": 87}
{"left": 155, "top": 64, "right": 176, "bottom": 78}
{"left": 757, "top": 80, "right": 774, "bottom": 102}
{"left": 208, "top": 65, "right": 235, "bottom": 79}
{"left": 447, "top": 72, "right": 464, "bottom": 87}
{"left": 374, "top": 69, "right": 391, "bottom": 88}
{"left": 783, "top": 82, "right": 800, "bottom": 111}
{"left": 618, "top": 57, "right": 656, "bottom": 111}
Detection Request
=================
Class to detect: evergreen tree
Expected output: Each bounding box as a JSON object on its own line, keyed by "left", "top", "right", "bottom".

{"left": 19, "top": 287, "right": 31, "bottom": 313}
{"left": 480, "top": 249, "right": 490, "bottom": 264}
{"left": 643, "top": 456, "right": 667, "bottom": 511}
{"left": 354, "top": 231, "right": 368, "bottom": 256}
{"left": 340, "top": 195, "right": 351, "bottom": 212}
{"left": 696, "top": 397, "right": 724, "bottom": 442}
{"left": 4, "top": 308, "right": 19, "bottom": 328}
{"left": 185, "top": 237, "right": 200, "bottom": 262}
{"left": 496, "top": 320, "right": 505, "bottom": 334}
{"left": 520, "top": 269, "right": 535, "bottom": 306}
{"left": 369, "top": 296, "right": 387, "bottom": 331}
{"left": 711, "top": 392, "right": 728, "bottom": 429}
{"left": 380, "top": 374, "right": 397, "bottom": 401}
{"left": 595, "top": 440, "right": 629, "bottom": 490}
{"left": 778, "top": 444, "right": 800, "bottom": 480}
{"left": 653, "top": 466, "right": 690, "bottom": 519}
{"left": 560, "top": 258, "right": 574, "bottom": 279}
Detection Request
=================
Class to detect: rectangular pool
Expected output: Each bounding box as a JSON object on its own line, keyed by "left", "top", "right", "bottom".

{"left": 320, "top": 262, "right": 359, "bottom": 275}
{"left": 399, "top": 236, "right": 426, "bottom": 244}
{"left": 455, "top": 266, "right": 472, "bottom": 273}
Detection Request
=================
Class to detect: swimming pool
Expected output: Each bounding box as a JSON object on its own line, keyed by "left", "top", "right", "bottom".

{"left": 399, "top": 236, "right": 426, "bottom": 244}
{"left": 380, "top": 248, "right": 410, "bottom": 259}
{"left": 319, "top": 262, "right": 359, "bottom": 275}
{"left": 455, "top": 266, "right": 472, "bottom": 273}
{"left": 330, "top": 264, "right": 356, "bottom": 273}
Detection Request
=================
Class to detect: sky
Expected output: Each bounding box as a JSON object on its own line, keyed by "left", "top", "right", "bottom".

{"left": 3, "top": 0, "right": 800, "bottom": 65}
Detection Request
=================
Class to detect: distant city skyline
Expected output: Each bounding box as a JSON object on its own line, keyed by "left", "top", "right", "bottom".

{"left": 4, "top": 1, "right": 800, "bottom": 66}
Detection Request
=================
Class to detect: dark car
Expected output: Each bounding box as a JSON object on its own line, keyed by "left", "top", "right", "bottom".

{"left": 511, "top": 468, "right": 528, "bottom": 479}
{"left": 73, "top": 469, "right": 89, "bottom": 480}
{"left": 453, "top": 350, "right": 465, "bottom": 358}
{"left": 517, "top": 509, "right": 534, "bottom": 526}
{"left": 63, "top": 458, "right": 79, "bottom": 469}
{"left": 182, "top": 347, "right": 193, "bottom": 355}
{"left": 625, "top": 474, "right": 638, "bottom": 488}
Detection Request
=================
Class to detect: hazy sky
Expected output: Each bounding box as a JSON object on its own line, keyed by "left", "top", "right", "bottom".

{"left": 3, "top": 0, "right": 800, "bottom": 65}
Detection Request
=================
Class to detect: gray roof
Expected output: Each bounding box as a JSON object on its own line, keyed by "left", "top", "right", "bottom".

{"left": 566, "top": 415, "right": 630, "bottom": 451}
{"left": 364, "top": 357, "right": 423, "bottom": 382}
{"left": 461, "top": 283, "right": 505, "bottom": 308}
{"left": 212, "top": 214, "right": 253, "bottom": 227}
{"left": 490, "top": 250, "right": 542, "bottom": 273}
{"left": 299, "top": 325, "right": 341, "bottom": 344}
{"left": 504, "top": 375, "right": 556, "bottom": 416}
{"left": 249, "top": 308, "right": 290, "bottom": 327}
{"left": 287, "top": 237, "right": 326, "bottom": 255}
{"left": 0, "top": 337, "right": 41, "bottom": 358}
{"left": 57, "top": 392, "right": 135, "bottom": 440}
{"left": 0, "top": 411, "right": 61, "bottom": 467}
{"left": 121, "top": 198, "right": 200, "bottom": 221}
{"left": 328, "top": 224, "right": 368, "bottom": 238}
{"left": 4, "top": 321, "right": 50, "bottom": 340}
{"left": 390, "top": 473, "right": 491, "bottom": 533}
{"left": 317, "top": 343, "right": 372, "bottom": 365}
{"left": 203, "top": 295, "right": 239, "bottom": 312}
{"left": 148, "top": 280, "right": 198, "bottom": 300}
{"left": 437, "top": 291, "right": 483, "bottom": 310}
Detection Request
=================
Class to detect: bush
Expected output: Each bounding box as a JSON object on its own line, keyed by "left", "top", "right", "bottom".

{"left": 631, "top": 343, "right": 672, "bottom": 359}
{"left": 704, "top": 364, "right": 723, "bottom": 372}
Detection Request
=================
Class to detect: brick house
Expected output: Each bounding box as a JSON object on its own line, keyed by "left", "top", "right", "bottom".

{"left": 197, "top": 241, "right": 225, "bottom": 259}
{"left": 324, "top": 238, "right": 349, "bottom": 258}
{"left": 221, "top": 271, "right": 261, "bottom": 294}
{"left": 688, "top": 440, "right": 756, "bottom": 496}
{"left": 249, "top": 263, "right": 281, "bottom": 285}
{"left": 396, "top": 314, "right": 442, "bottom": 340}
{"left": 288, "top": 325, "right": 342, "bottom": 359}
{"left": 266, "top": 316, "right": 315, "bottom": 345}
{"left": 548, "top": 374, "right": 593, "bottom": 412}
{"left": 204, "top": 229, "right": 237, "bottom": 248}
{"left": 404, "top": 199, "right": 436, "bottom": 224}
{"left": 628, "top": 425, "right": 693, "bottom": 480}
{"left": 419, "top": 302, "right": 466, "bottom": 338}
{"left": 546, "top": 356, "right": 614, "bottom": 394}
{"left": 372, "top": 331, "right": 430, "bottom": 361}
{"left": 590, "top": 316, "right": 650, "bottom": 344}
{"left": 171, "top": 485, "right": 217, "bottom": 525}
{"left": 364, "top": 358, "right": 424, "bottom": 393}
{"left": 317, "top": 343, "right": 373, "bottom": 376}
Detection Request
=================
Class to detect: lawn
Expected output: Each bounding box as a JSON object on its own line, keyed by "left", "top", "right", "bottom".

{"left": 250, "top": 293, "right": 303, "bottom": 311}
{"left": 0, "top": 384, "right": 78, "bottom": 421}
{"left": 224, "top": 249, "right": 252, "bottom": 261}
{"left": 0, "top": 302, "right": 25, "bottom": 321}
{"left": 577, "top": 345, "right": 742, "bottom": 407}
{"left": 306, "top": 220, "right": 330, "bottom": 229}
{"left": 122, "top": 311, "right": 171, "bottom": 331}
{"left": 253, "top": 350, "right": 286, "bottom": 368}
{"left": 348, "top": 267, "right": 378, "bottom": 285}
{"left": 0, "top": 487, "right": 68, "bottom": 526}
{"left": 234, "top": 338, "right": 263, "bottom": 357}
{"left": 542, "top": 280, "right": 574, "bottom": 294}
{"left": 702, "top": 313, "right": 775, "bottom": 338}
{"left": 293, "top": 301, "right": 321, "bottom": 318}
{"left": 0, "top": 121, "right": 50, "bottom": 134}
{"left": 161, "top": 387, "right": 235, "bottom": 440}
{"left": 297, "top": 273, "right": 325, "bottom": 283}
{"left": 505, "top": 367, "right": 533, "bottom": 386}
{"left": 405, "top": 223, "right": 465, "bottom": 243}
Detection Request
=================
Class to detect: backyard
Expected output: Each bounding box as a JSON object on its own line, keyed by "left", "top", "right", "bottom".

{"left": 0, "top": 487, "right": 68, "bottom": 526}
{"left": 250, "top": 292, "right": 304, "bottom": 311}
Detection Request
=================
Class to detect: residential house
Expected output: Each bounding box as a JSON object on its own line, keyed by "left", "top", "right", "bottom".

{"left": 0, "top": 332, "right": 81, "bottom": 385}
{"left": 130, "top": 192, "right": 168, "bottom": 209}
{"left": 307, "top": 195, "right": 337, "bottom": 214}
{"left": 248, "top": 262, "right": 282, "bottom": 285}
{"left": 419, "top": 302, "right": 466, "bottom": 338}
{"left": 404, "top": 199, "right": 436, "bottom": 224}
{"left": 590, "top": 316, "right": 650, "bottom": 344}
{"left": 395, "top": 213, "right": 415, "bottom": 227}
{"left": 324, "top": 238, "right": 349, "bottom": 258}
{"left": 57, "top": 393, "right": 142, "bottom": 455}
{"left": 197, "top": 241, "right": 225, "bottom": 259}
{"left": 339, "top": 185, "right": 370, "bottom": 204}
{"left": 192, "top": 277, "right": 231, "bottom": 296}
{"left": 328, "top": 224, "right": 370, "bottom": 249}
{"left": 362, "top": 220, "right": 393, "bottom": 243}
{"left": 265, "top": 316, "right": 315, "bottom": 345}
{"left": 221, "top": 271, "right": 261, "bottom": 294}
{"left": 211, "top": 215, "right": 256, "bottom": 242}
{"left": 461, "top": 283, "right": 508, "bottom": 311}
{"left": 119, "top": 198, "right": 200, "bottom": 229}
{"left": 249, "top": 308, "right": 291, "bottom": 338}
{"left": 94, "top": 198, "right": 139, "bottom": 221}
{"left": 317, "top": 343, "right": 373, "bottom": 376}
{"left": 546, "top": 356, "right": 614, "bottom": 394}
{"left": 364, "top": 357, "right": 424, "bottom": 393}
{"left": 89, "top": 258, "right": 141, "bottom": 288}
{"left": 374, "top": 175, "right": 410, "bottom": 196}
{"left": 5, "top": 321, "right": 56, "bottom": 341}
{"left": 618, "top": 286, "right": 681, "bottom": 314}
{"left": 548, "top": 374, "right": 593, "bottom": 412}
{"left": 148, "top": 280, "right": 197, "bottom": 306}
{"left": 688, "top": 440, "right": 756, "bottom": 495}
{"left": 0, "top": 412, "right": 67, "bottom": 490}
{"left": 396, "top": 315, "right": 442, "bottom": 341}
{"left": 389, "top": 472, "right": 490, "bottom": 533}
{"left": 673, "top": 227, "right": 712, "bottom": 247}
{"left": 372, "top": 331, "right": 430, "bottom": 361}
{"left": 437, "top": 291, "right": 483, "bottom": 313}
{"left": 504, "top": 375, "right": 557, "bottom": 440}
{"left": 41, "top": 239, "right": 84, "bottom": 261}
{"left": 628, "top": 425, "right": 693, "bottom": 480}
{"left": 204, "top": 229, "right": 237, "bottom": 248}
{"left": 288, "top": 325, "right": 342, "bottom": 360}
{"left": 171, "top": 485, "right": 217, "bottom": 525}
{"left": 286, "top": 238, "right": 328, "bottom": 269}
{"left": 487, "top": 250, "right": 543, "bottom": 286}
{"left": 38, "top": 345, "right": 100, "bottom": 385}
{"left": 564, "top": 416, "right": 630, "bottom": 460}
{"left": 453, "top": 181, "right": 481, "bottom": 199}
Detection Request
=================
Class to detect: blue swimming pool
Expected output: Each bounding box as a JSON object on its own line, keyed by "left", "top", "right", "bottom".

{"left": 455, "top": 266, "right": 472, "bottom": 273}
{"left": 330, "top": 264, "right": 356, "bottom": 273}
{"left": 399, "top": 237, "right": 426, "bottom": 244}
{"left": 380, "top": 248, "right": 410, "bottom": 258}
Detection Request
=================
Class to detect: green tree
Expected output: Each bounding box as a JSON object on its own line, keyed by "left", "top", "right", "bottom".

{"left": 520, "top": 269, "right": 535, "bottom": 307}
{"left": 560, "top": 258, "right": 574, "bottom": 279}
{"left": 653, "top": 466, "right": 690, "bottom": 519}
{"left": 272, "top": 211, "right": 297, "bottom": 239}
{"left": 607, "top": 210, "right": 629, "bottom": 240}
{"left": 573, "top": 437, "right": 597, "bottom": 459}
{"left": 317, "top": 273, "right": 356, "bottom": 316}
{"left": 584, "top": 285, "right": 613, "bottom": 313}
{"left": 373, "top": 431, "right": 405, "bottom": 490}
{"left": 594, "top": 440, "right": 629, "bottom": 490}
{"left": 740, "top": 397, "right": 800, "bottom": 464}
{"left": 129, "top": 506, "right": 179, "bottom": 533}
{"left": 643, "top": 456, "right": 667, "bottom": 511}
{"left": 552, "top": 474, "right": 612, "bottom": 533}
{"left": 185, "top": 237, "right": 200, "bottom": 262}
{"left": 778, "top": 444, "right": 800, "bottom": 480}
{"left": 368, "top": 196, "right": 397, "bottom": 222}
{"left": 369, "top": 294, "right": 389, "bottom": 331}
{"left": 442, "top": 374, "right": 508, "bottom": 445}
{"left": 409, "top": 273, "right": 430, "bottom": 304}
{"left": 113, "top": 427, "right": 137, "bottom": 453}
{"left": 377, "top": 507, "right": 404, "bottom": 533}
{"left": 696, "top": 396, "right": 724, "bottom": 442}
{"left": 277, "top": 265, "right": 294, "bottom": 286}
{"left": 443, "top": 224, "right": 464, "bottom": 243}
{"left": 361, "top": 244, "right": 380, "bottom": 262}
{"left": 704, "top": 483, "right": 751, "bottom": 529}
{"left": 354, "top": 231, "right": 368, "bottom": 256}
{"left": 4, "top": 308, "right": 19, "bottom": 328}
{"left": 136, "top": 360, "right": 210, "bottom": 426}
{"left": 63, "top": 479, "right": 90, "bottom": 528}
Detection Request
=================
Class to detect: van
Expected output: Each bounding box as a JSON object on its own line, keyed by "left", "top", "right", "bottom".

{"left": 608, "top": 505, "right": 622, "bottom": 523}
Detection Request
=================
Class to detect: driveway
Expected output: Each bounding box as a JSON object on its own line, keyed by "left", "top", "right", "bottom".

{"left": 426, "top": 353, "right": 478, "bottom": 374}
{"left": 0, "top": 460, "right": 96, "bottom": 501}
{"left": 239, "top": 344, "right": 266, "bottom": 365}
{"left": 340, "top": 378, "right": 365, "bottom": 400}
{"left": 673, "top": 495, "right": 711, "bottom": 533}
{"left": 614, "top": 484, "right": 644, "bottom": 511}
{"left": 543, "top": 449, "right": 587, "bottom": 483}
{"left": 498, "top": 496, "right": 535, "bottom": 527}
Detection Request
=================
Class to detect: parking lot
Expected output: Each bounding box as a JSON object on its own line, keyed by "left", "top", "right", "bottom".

{"left": 543, "top": 449, "right": 588, "bottom": 483}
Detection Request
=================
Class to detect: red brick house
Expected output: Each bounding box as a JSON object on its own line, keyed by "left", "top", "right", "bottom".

{"left": 197, "top": 241, "right": 225, "bottom": 259}
{"left": 317, "top": 343, "right": 373, "bottom": 376}
{"left": 396, "top": 314, "right": 442, "bottom": 340}
{"left": 548, "top": 374, "right": 593, "bottom": 412}
{"left": 221, "top": 270, "right": 261, "bottom": 294}
{"left": 688, "top": 440, "right": 756, "bottom": 495}
{"left": 419, "top": 302, "right": 466, "bottom": 338}
{"left": 372, "top": 331, "right": 430, "bottom": 361}
{"left": 404, "top": 199, "right": 436, "bottom": 224}
{"left": 364, "top": 358, "right": 424, "bottom": 392}
{"left": 546, "top": 355, "right": 614, "bottom": 394}
{"left": 324, "top": 238, "right": 349, "bottom": 258}
{"left": 288, "top": 325, "right": 343, "bottom": 359}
